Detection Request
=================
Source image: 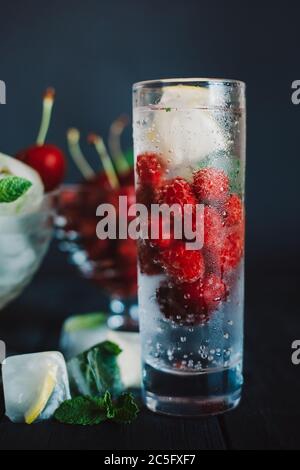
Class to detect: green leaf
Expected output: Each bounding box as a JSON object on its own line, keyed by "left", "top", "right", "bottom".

{"left": 67, "top": 341, "right": 123, "bottom": 398}
{"left": 0, "top": 176, "right": 32, "bottom": 203}
{"left": 111, "top": 393, "right": 140, "bottom": 424}
{"left": 228, "top": 158, "right": 242, "bottom": 195}
{"left": 54, "top": 396, "right": 107, "bottom": 426}
{"left": 54, "top": 392, "right": 139, "bottom": 426}
{"left": 64, "top": 312, "right": 107, "bottom": 333}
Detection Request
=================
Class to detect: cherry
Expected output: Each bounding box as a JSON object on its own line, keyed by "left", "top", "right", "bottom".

{"left": 16, "top": 88, "right": 66, "bottom": 192}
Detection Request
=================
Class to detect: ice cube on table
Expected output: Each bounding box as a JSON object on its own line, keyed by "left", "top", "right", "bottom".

{"left": 107, "top": 331, "right": 141, "bottom": 389}
{"left": 60, "top": 313, "right": 108, "bottom": 360}
{"left": 2, "top": 351, "right": 70, "bottom": 424}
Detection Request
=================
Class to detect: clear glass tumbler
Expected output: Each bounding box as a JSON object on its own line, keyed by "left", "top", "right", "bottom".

{"left": 133, "top": 78, "right": 246, "bottom": 416}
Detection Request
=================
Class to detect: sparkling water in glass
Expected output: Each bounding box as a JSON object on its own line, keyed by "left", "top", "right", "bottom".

{"left": 133, "top": 78, "right": 246, "bottom": 416}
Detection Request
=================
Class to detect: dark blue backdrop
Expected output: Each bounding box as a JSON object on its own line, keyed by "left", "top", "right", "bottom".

{"left": 0, "top": 0, "right": 299, "bottom": 262}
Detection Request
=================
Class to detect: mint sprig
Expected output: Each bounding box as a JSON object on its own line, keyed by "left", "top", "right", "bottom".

{"left": 67, "top": 341, "right": 123, "bottom": 398}
{"left": 0, "top": 176, "right": 32, "bottom": 203}
{"left": 54, "top": 391, "right": 139, "bottom": 426}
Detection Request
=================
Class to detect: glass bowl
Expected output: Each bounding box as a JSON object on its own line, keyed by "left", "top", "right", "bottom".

{"left": 56, "top": 184, "right": 138, "bottom": 331}
{"left": 0, "top": 192, "right": 57, "bottom": 311}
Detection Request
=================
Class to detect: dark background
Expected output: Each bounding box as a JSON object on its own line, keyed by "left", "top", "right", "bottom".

{"left": 0, "top": 0, "right": 299, "bottom": 261}
{"left": 0, "top": 1, "right": 300, "bottom": 450}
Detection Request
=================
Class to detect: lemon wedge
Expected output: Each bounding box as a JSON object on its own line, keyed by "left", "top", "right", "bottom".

{"left": 24, "top": 365, "right": 57, "bottom": 424}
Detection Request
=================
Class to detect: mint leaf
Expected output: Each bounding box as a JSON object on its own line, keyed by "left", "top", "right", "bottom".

{"left": 68, "top": 341, "right": 123, "bottom": 398}
{"left": 228, "top": 158, "right": 242, "bottom": 195}
{"left": 54, "top": 396, "right": 107, "bottom": 425}
{"left": 54, "top": 392, "right": 139, "bottom": 426}
{"left": 110, "top": 393, "right": 140, "bottom": 424}
{"left": 0, "top": 176, "right": 32, "bottom": 203}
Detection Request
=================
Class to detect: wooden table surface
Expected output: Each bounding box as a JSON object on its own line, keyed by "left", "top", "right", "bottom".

{"left": 0, "top": 246, "right": 299, "bottom": 450}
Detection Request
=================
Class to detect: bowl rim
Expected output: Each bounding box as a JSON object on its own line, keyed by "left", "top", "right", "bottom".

{"left": 0, "top": 188, "right": 59, "bottom": 222}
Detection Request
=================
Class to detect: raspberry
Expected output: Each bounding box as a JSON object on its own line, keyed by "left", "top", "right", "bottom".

{"left": 179, "top": 280, "right": 203, "bottom": 303}
{"left": 202, "top": 274, "right": 227, "bottom": 310}
{"left": 180, "top": 274, "right": 226, "bottom": 313}
{"left": 220, "top": 226, "right": 244, "bottom": 272}
{"left": 203, "top": 247, "right": 222, "bottom": 275}
{"left": 156, "top": 177, "right": 196, "bottom": 216}
{"left": 137, "top": 239, "right": 162, "bottom": 275}
{"left": 136, "top": 153, "right": 164, "bottom": 186}
{"left": 203, "top": 206, "right": 225, "bottom": 250}
{"left": 193, "top": 167, "right": 229, "bottom": 204}
{"left": 157, "top": 281, "right": 210, "bottom": 326}
{"left": 136, "top": 184, "right": 155, "bottom": 209}
{"left": 148, "top": 213, "right": 174, "bottom": 249}
{"left": 223, "top": 194, "right": 243, "bottom": 226}
{"left": 160, "top": 242, "right": 205, "bottom": 283}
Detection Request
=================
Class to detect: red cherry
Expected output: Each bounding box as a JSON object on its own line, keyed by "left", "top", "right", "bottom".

{"left": 16, "top": 88, "right": 66, "bottom": 192}
{"left": 18, "top": 144, "right": 66, "bottom": 192}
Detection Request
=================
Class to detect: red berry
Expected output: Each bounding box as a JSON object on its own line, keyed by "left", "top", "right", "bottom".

{"left": 223, "top": 193, "right": 243, "bottom": 226}
{"left": 136, "top": 153, "right": 164, "bottom": 186}
{"left": 138, "top": 239, "right": 162, "bottom": 275}
{"left": 160, "top": 242, "right": 205, "bottom": 283}
{"left": 17, "top": 144, "right": 66, "bottom": 192}
{"left": 148, "top": 213, "right": 173, "bottom": 249}
{"left": 156, "top": 177, "right": 196, "bottom": 213}
{"left": 179, "top": 280, "right": 203, "bottom": 303}
{"left": 203, "top": 206, "right": 225, "bottom": 250}
{"left": 157, "top": 281, "right": 209, "bottom": 326}
{"left": 136, "top": 184, "right": 155, "bottom": 209}
{"left": 156, "top": 282, "right": 187, "bottom": 323}
{"left": 202, "top": 274, "right": 227, "bottom": 310}
{"left": 220, "top": 226, "right": 244, "bottom": 272}
{"left": 203, "top": 247, "right": 222, "bottom": 275}
{"left": 193, "top": 167, "right": 229, "bottom": 204}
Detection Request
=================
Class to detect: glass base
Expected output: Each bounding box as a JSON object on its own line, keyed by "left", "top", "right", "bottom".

{"left": 144, "top": 389, "right": 241, "bottom": 417}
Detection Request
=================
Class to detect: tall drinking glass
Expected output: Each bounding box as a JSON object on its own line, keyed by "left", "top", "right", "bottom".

{"left": 133, "top": 78, "right": 246, "bottom": 416}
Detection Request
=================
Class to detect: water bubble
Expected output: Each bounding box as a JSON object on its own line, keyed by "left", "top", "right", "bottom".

{"left": 180, "top": 336, "right": 187, "bottom": 343}
{"left": 224, "top": 333, "right": 229, "bottom": 340}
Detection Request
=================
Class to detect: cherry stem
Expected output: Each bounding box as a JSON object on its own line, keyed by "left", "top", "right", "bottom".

{"left": 88, "top": 133, "right": 120, "bottom": 190}
{"left": 108, "top": 114, "right": 130, "bottom": 174}
{"left": 67, "top": 128, "right": 95, "bottom": 180}
{"left": 36, "top": 88, "right": 55, "bottom": 145}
